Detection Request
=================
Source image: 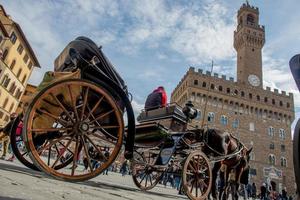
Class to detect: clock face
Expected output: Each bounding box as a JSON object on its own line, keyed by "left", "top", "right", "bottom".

{"left": 248, "top": 74, "right": 260, "bottom": 87}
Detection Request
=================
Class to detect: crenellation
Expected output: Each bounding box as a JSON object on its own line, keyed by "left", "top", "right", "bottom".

{"left": 214, "top": 73, "right": 218, "bottom": 78}
{"left": 229, "top": 77, "right": 234, "bottom": 82}
{"left": 222, "top": 75, "right": 226, "bottom": 80}
{"left": 198, "top": 69, "right": 203, "bottom": 74}
{"left": 206, "top": 71, "right": 211, "bottom": 76}
{"left": 274, "top": 89, "right": 279, "bottom": 94}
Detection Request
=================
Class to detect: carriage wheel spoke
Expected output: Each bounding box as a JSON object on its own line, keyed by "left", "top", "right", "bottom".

{"left": 89, "top": 109, "right": 115, "bottom": 124}
{"left": 189, "top": 179, "right": 195, "bottom": 193}
{"left": 149, "top": 174, "right": 153, "bottom": 186}
{"left": 85, "top": 96, "right": 104, "bottom": 120}
{"left": 139, "top": 173, "right": 147, "bottom": 184}
{"left": 51, "top": 135, "right": 75, "bottom": 168}
{"left": 80, "top": 87, "right": 90, "bottom": 121}
{"left": 188, "top": 162, "right": 197, "bottom": 173}
{"left": 58, "top": 141, "right": 74, "bottom": 155}
{"left": 80, "top": 135, "right": 93, "bottom": 172}
{"left": 37, "top": 135, "right": 69, "bottom": 155}
{"left": 47, "top": 145, "right": 52, "bottom": 166}
{"left": 92, "top": 125, "right": 120, "bottom": 129}
{"left": 67, "top": 84, "right": 80, "bottom": 122}
{"left": 195, "top": 179, "right": 198, "bottom": 197}
{"left": 84, "top": 134, "right": 108, "bottom": 161}
{"left": 37, "top": 109, "right": 68, "bottom": 127}
{"left": 71, "top": 136, "right": 79, "bottom": 176}
{"left": 89, "top": 132, "right": 116, "bottom": 146}
{"left": 50, "top": 93, "right": 75, "bottom": 123}
{"left": 31, "top": 127, "right": 72, "bottom": 133}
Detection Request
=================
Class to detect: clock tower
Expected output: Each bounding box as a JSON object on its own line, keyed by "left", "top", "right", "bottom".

{"left": 234, "top": 2, "right": 265, "bottom": 87}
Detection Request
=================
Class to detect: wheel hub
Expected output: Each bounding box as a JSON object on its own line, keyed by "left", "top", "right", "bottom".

{"left": 80, "top": 122, "right": 89, "bottom": 132}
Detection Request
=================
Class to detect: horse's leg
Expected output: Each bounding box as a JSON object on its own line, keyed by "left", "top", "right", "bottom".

{"left": 211, "top": 162, "right": 221, "bottom": 199}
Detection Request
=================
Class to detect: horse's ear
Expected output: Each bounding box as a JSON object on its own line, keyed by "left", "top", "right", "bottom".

{"left": 247, "top": 147, "right": 253, "bottom": 155}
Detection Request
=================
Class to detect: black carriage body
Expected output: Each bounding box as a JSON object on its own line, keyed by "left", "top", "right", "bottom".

{"left": 54, "top": 36, "right": 135, "bottom": 159}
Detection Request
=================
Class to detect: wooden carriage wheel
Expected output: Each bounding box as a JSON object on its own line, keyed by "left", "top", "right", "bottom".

{"left": 182, "top": 151, "right": 212, "bottom": 200}
{"left": 131, "top": 150, "right": 163, "bottom": 190}
{"left": 23, "top": 79, "right": 124, "bottom": 182}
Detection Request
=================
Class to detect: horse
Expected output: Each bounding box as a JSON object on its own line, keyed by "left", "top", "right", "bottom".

{"left": 200, "top": 129, "right": 252, "bottom": 200}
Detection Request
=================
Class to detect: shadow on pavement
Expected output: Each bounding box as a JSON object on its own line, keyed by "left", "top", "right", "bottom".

{"left": 0, "top": 196, "right": 24, "bottom": 200}
{"left": 0, "top": 162, "right": 45, "bottom": 178}
{"left": 76, "top": 180, "right": 186, "bottom": 199}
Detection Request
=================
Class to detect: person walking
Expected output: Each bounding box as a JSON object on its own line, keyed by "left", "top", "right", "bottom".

{"left": 260, "top": 183, "right": 268, "bottom": 200}
{"left": 120, "top": 160, "right": 128, "bottom": 176}
{"left": 0, "top": 113, "right": 17, "bottom": 160}
{"left": 252, "top": 182, "right": 257, "bottom": 199}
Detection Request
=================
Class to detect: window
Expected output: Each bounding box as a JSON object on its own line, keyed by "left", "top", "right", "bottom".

{"left": 281, "top": 145, "right": 285, "bottom": 152}
{"left": 210, "top": 84, "right": 215, "bottom": 90}
{"left": 220, "top": 115, "right": 228, "bottom": 126}
{"left": 272, "top": 99, "right": 275, "bottom": 105}
{"left": 10, "top": 32, "right": 17, "bottom": 44}
{"left": 280, "top": 157, "right": 287, "bottom": 167}
{"left": 249, "top": 122, "right": 255, "bottom": 131}
{"left": 21, "top": 75, "right": 27, "bottom": 84}
{"left": 250, "top": 152, "right": 255, "bottom": 161}
{"left": 241, "top": 91, "right": 245, "bottom": 97}
{"left": 23, "top": 54, "right": 29, "bottom": 63}
{"left": 195, "top": 110, "right": 201, "bottom": 121}
{"left": 4, "top": 115, "right": 9, "bottom": 122}
{"left": 279, "top": 101, "right": 283, "bottom": 106}
{"left": 208, "top": 112, "right": 215, "bottom": 123}
{"left": 264, "top": 97, "right": 268, "bottom": 103}
{"left": 28, "top": 61, "right": 33, "bottom": 70}
{"left": 202, "top": 82, "right": 206, "bottom": 87}
{"left": 247, "top": 14, "right": 255, "bottom": 24}
{"left": 226, "top": 88, "right": 230, "bottom": 94}
{"left": 9, "top": 82, "right": 16, "bottom": 94}
{"left": 3, "top": 97, "right": 8, "bottom": 109}
{"left": 268, "top": 126, "right": 275, "bottom": 137}
{"left": 16, "top": 68, "right": 22, "bottom": 78}
{"left": 2, "top": 48, "right": 8, "bottom": 61}
{"left": 249, "top": 93, "right": 252, "bottom": 99}
{"left": 232, "top": 119, "right": 239, "bottom": 128}
{"left": 287, "top": 102, "right": 290, "bottom": 108}
{"left": 269, "top": 154, "right": 276, "bottom": 165}
{"left": 234, "top": 89, "right": 238, "bottom": 95}
{"left": 8, "top": 102, "right": 14, "bottom": 112}
{"left": 10, "top": 60, "right": 16, "bottom": 70}
{"left": 279, "top": 129, "right": 286, "bottom": 140}
{"left": 218, "top": 86, "right": 223, "bottom": 91}
{"left": 269, "top": 142, "right": 275, "bottom": 150}
{"left": 17, "top": 44, "right": 24, "bottom": 54}
{"left": 194, "top": 80, "right": 198, "bottom": 85}
{"left": 256, "top": 95, "right": 260, "bottom": 101}
{"left": 2, "top": 75, "right": 10, "bottom": 88}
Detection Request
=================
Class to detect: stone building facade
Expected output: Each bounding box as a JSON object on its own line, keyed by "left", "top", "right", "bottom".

{"left": 0, "top": 5, "right": 40, "bottom": 127}
{"left": 171, "top": 3, "right": 295, "bottom": 193}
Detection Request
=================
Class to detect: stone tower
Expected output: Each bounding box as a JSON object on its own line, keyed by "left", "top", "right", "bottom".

{"left": 234, "top": 2, "right": 265, "bottom": 87}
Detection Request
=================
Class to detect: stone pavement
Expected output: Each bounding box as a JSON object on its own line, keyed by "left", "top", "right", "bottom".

{"left": 0, "top": 159, "right": 187, "bottom": 200}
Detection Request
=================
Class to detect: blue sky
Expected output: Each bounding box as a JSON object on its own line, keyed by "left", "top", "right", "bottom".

{"left": 1, "top": 0, "right": 300, "bottom": 127}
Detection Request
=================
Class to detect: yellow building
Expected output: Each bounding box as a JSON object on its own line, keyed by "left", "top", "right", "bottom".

{"left": 15, "top": 83, "right": 37, "bottom": 114}
{"left": 0, "top": 5, "right": 40, "bottom": 127}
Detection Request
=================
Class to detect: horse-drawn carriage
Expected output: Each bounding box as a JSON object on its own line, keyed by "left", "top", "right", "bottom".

{"left": 8, "top": 37, "right": 252, "bottom": 200}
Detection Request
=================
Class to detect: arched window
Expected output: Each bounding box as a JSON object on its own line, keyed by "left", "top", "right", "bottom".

{"left": 218, "top": 86, "right": 223, "bottom": 91}
{"left": 247, "top": 14, "right": 255, "bottom": 24}
{"left": 280, "top": 157, "right": 287, "bottom": 167}
{"left": 3, "top": 97, "right": 8, "bottom": 109}
{"left": 9, "top": 102, "right": 14, "bottom": 112}
{"left": 279, "top": 129, "right": 286, "bottom": 140}
{"left": 268, "top": 154, "right": 276, "bottom": 165}
{"left": 268, "top": 126, "right": 275, "bottom": 137}
{"left": 202, "top": 82, "right": 206, "bottom": 88}
{"left": 256, "top": 95, "right": 260, "bottom": 101}
{"left": 194, "top": 80, "right": 198, "bottom": 85}
{"left": 232, "top": 119, "right": 239, "bottom": 128}
{"left": 9, "top": 82, "right": 16, "bottom": 94}
{"left": 269, "top": 142, "right": 275, "bottom": 150}
{"left": 241, "top": 91, "right": 245, "bottom": 97}
{"left": 2, "top": 48, "right": 8, "bottom": 61}
{"left": 220, "top": 115, "right": 228, "bottom": 126}
{"left": 250, "top": 152, "right": 255, "bottom": 161}
{"left": 16, "top": 68, "right": 22, "bottom": 78}
{"left": 226, "top": 88, "right": 230, "bottom": 94}
{"left": 1, "top": 74, "right": 8, "bottom": 85}
{"left": 195, "top": 110, "right": 201, "bottom": 121}
{"left": 21, "top": 75, "right": 27, "bottom": 84}
{"left": 10, "top": 59, "right": 16, "bottom": 70}
{"left": 210, "top": 84, "right": 215, "bottom": 90}
{"left": 207, "top": 112, "right": 215, "bottom": 123}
